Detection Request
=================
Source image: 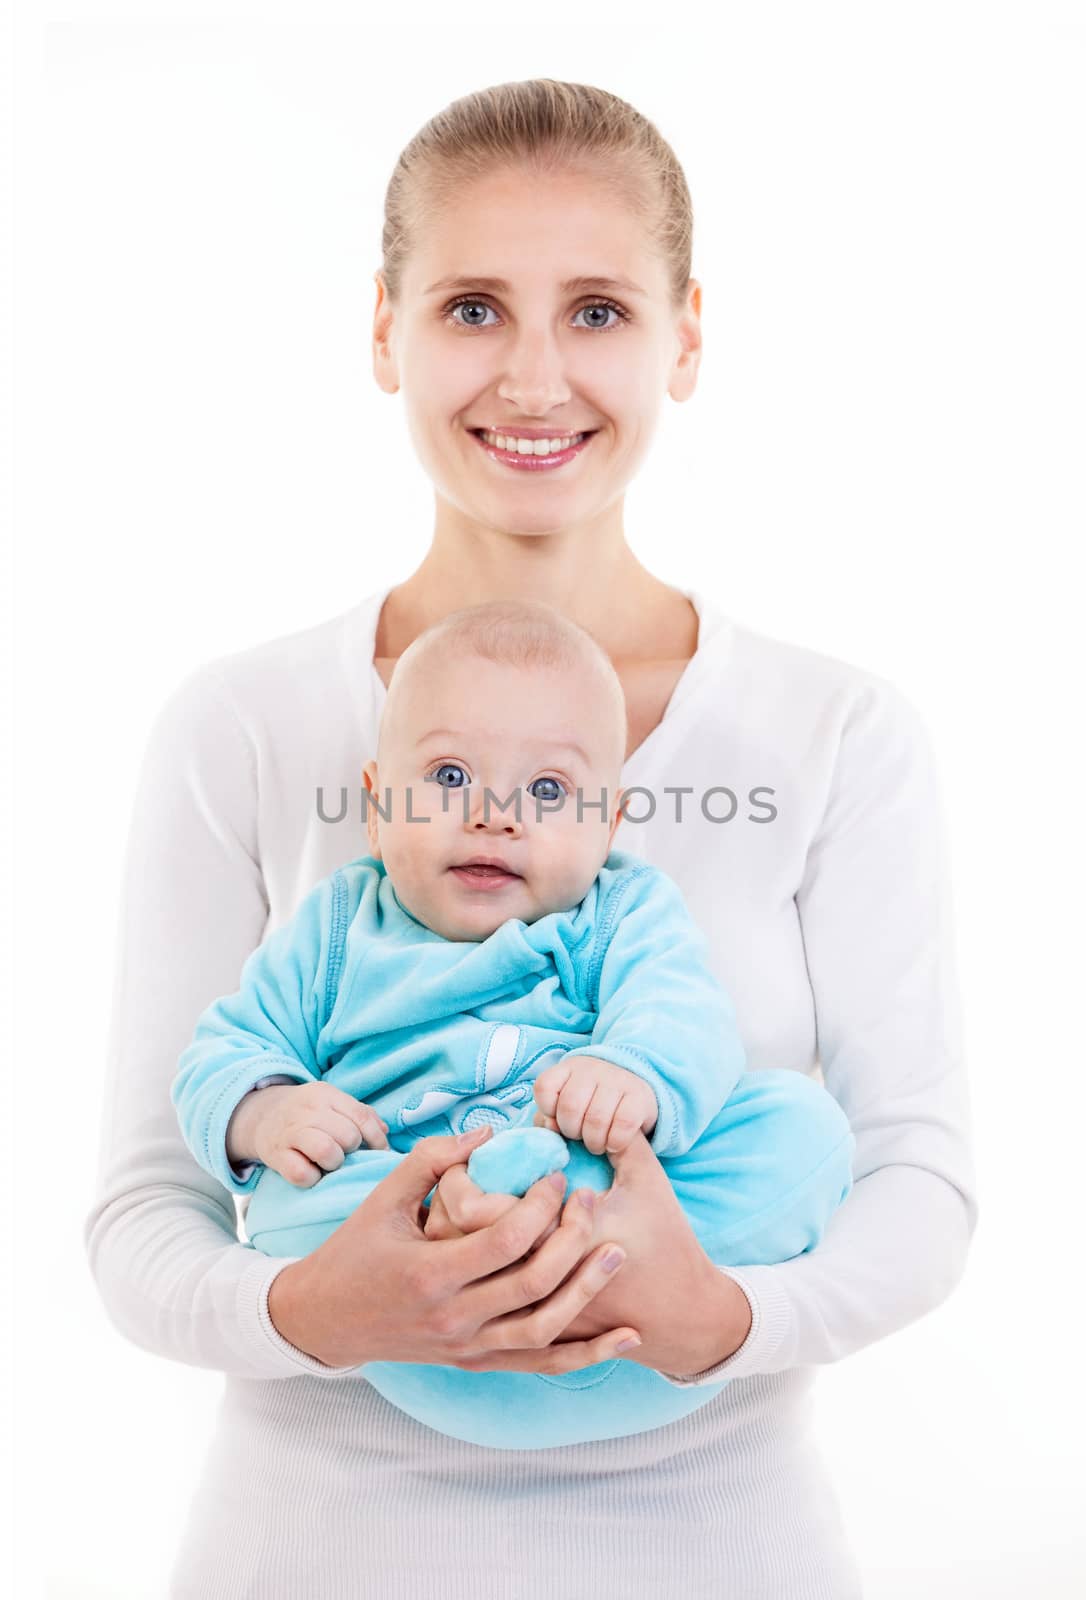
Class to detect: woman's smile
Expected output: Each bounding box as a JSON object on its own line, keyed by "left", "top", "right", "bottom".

{"left": 469, "top": 426, "right": 598, "bottom": 472}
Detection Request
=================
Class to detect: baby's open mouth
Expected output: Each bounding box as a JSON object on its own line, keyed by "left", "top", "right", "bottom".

{"left": 449, "top": 861, "right": 523, "bottom": 888}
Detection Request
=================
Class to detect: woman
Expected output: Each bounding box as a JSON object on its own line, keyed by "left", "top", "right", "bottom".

{"left": 85, "top": 79, "right": 977, "bottom": 1599}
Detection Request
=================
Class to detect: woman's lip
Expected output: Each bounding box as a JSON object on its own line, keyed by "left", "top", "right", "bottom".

{"left": 470, "top": 430, "right": 596, "bottom": 471}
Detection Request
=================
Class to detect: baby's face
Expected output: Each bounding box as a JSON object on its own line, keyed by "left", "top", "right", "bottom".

{"left": 363, "top": 652, "right": 624, "bottom": 941}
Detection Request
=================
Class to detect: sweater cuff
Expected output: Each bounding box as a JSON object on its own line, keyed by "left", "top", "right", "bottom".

{"left": 236, "top": 1251, "right": 363, "bottom": 1379}
{"left": 654, "top": 1264, "right": 796, "bottom": 1386}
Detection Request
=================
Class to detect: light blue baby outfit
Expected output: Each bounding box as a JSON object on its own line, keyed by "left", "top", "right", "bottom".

{"left": 173, "top": 849, "right": 855, "bottom": 1450}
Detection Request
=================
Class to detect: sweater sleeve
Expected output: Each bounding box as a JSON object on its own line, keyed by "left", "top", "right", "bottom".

{"left": 172, "top": 872, "right": 346, "bottom": 1197}
{"left": 82, "top": 666, "right": 359, "bottom": 1381}
{"left": 657, "top": 682, "right": 979, "bottom": 1386}
{"left": 583, "top": 867, "right": 747, "bottom": 1156}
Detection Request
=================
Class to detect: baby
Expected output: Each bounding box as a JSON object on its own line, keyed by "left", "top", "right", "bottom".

{"left": 173, "top": 599, "right": 855, "bottom": 1451}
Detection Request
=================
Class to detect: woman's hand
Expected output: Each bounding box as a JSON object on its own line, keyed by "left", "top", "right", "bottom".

{"left": 266, "top": 1125, "right": 641, "bottom": 1374}
{"left": 427, "top": 1130, "right": 754, "bottom": 1378}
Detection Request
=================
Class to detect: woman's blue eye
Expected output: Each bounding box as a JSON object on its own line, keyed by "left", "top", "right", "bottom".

{"left": 527, "top": 776, "right": 564, "bottom": 802}
{"left": 445, "top": 297, "right": 627, "bottom": 332}
{"left": 448, "top": 301, "right": 499, "bottom": 328}
{"left": 432, "top": 763, "right": 469, "bottom": 788}
{"left": 572, "top": 303, "right": 623, "bottom": 330}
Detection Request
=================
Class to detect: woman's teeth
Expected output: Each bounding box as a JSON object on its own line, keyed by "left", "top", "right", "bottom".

{"left": 478, "top": 430, "right": 586, "bottom": 455}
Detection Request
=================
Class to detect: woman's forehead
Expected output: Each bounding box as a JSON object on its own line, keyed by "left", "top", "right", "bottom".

{"left": 403, "top": 170, "right": 666, "bottom": 292}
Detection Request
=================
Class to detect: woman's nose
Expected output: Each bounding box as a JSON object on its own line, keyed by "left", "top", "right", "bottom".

{"left": 496, "top": 329, "right": 571, "bottom": 415}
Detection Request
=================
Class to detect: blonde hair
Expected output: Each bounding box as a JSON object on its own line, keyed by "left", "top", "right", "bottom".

{"left": 381, "top": 599, "right": 628, "bottom": 769}
{"left": 380, "top": 78, "right": 693, "bottom": 309}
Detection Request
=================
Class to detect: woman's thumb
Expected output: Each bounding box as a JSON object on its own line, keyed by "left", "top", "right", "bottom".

{"left": 380, "top": 1126, "right": 492, "bottom": 1211}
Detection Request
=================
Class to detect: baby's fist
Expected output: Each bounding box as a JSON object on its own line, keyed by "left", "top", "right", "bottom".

{"left": 227, "top": 1081, "right": 390, "bottom": 1188}
{"left": 533, "top": 1055, "right": 657, "bottom": 1156}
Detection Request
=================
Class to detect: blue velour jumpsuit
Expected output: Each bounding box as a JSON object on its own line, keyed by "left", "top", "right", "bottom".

{"left": 173, "top": 850, "right": 855, "bottom": 1450}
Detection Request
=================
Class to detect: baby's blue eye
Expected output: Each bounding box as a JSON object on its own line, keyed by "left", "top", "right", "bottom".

{"left": 432, "top": 763, "right": 469, "bottom": 788}
{"left": 527, "top": 776, "right": 564, "bottom": 802}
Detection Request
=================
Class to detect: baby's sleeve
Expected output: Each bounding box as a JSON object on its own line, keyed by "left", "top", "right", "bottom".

{"left": 583, "top": 867, "right": 746, "bottom": 1156}
{"left": 171, "top": 870, "right": 348, "bottom": 1196}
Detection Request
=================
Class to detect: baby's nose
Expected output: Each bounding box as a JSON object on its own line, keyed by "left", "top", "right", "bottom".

{"left": 472, "top": 815, "right": 522, "bottom": 834}
{"left": 467, "top": 790, "right": 524, "bottom": 832}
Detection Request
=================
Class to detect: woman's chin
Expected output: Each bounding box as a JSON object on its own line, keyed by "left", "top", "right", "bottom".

{"left": 446, "top": 475, "right": 606, "bottom": 539}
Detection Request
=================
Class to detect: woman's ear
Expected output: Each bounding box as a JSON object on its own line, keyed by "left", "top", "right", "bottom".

{"left": 668, "top": 279, "right": 703, "bottom": 404}
{"left": 362, "top": 759, "right": 383, "bottom": 859}
{"left": 372, "top": 271, "right": 400, "bottom": 396}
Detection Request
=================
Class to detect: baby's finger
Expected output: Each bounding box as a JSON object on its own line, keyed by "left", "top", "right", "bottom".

{"left": 320, "top": 1084, "right": 390, "bottom": 1143}
{"left": 423, "top": 1190, "right": 459, "bottom": 1240}
{"left": 581, "top": 1085, "right": 622, "bottom": 1156}
{"left": 277, "top": 1146, "right": 326, "bottom": 1189}
{"left": 532, "top": 1062, "right": 572, "bottom": 1119}
{"left": 604, "top": 1096, "right": 645, "bottom": 1154}
{"left": 293, "top": 1123, "right": 352, "bottom": 1173}
{"left": 439, "top": 1163, "right": 518, "bottom": 1232}
{"left": 337, "top": 1097, "right": 391, "bottom": 1150}
{"left": 554, "top": 1079, "right": 596, "bottom": 1144}
{"left": 313, "top": 1106, "right": 387, "bottom": 1156}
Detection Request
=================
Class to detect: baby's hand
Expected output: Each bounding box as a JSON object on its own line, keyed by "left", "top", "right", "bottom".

{"left": 225, "top": 1081, "right": 390, "bottom": 1188}
{"left": 532, "top": 1055, "right": 658, "bottom": 1156}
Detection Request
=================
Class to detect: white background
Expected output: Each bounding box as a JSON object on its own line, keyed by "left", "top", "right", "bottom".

{"left": 7, "top": 2, "right": 1085, "bottom": 1595}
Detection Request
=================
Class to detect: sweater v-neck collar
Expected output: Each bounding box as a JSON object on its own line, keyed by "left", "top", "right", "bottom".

{"left": 352, "top": 582, "right": 733, "bottom": 780}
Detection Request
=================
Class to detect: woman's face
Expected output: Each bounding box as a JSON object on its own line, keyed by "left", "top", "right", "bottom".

{"left": 373, "top": 165, "right": 702, "bottom": 537}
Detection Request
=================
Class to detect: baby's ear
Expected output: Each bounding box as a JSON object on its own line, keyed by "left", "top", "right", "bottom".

{"left": 362, "top": 760, "right": 382, "bottom": 858}
{"left": 608, "top": 789, "right": 625, "bottom": 846}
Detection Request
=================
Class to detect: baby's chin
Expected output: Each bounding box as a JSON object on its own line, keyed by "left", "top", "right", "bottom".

{"left": 434, "top": 912, "right": 522, "bottom": 943}
{"left": 426, "top": 884, "right": 534, "bottom": 942}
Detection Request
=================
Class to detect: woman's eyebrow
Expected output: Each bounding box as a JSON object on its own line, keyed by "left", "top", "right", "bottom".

{"left": 424, "top": 274, "right": 646, "bottom": 298}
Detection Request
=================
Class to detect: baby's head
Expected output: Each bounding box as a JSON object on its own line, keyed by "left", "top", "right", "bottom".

{"left": 362, "top": 600, "right": 627, "bottom": 942}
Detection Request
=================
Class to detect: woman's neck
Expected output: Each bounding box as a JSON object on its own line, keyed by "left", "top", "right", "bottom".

{"left": 375, "top": 504, "right": 698, "bottom": 663}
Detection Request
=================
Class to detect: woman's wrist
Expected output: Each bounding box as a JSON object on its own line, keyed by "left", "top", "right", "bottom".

{"left": 667, "top": 1262, "right": 753, "bottom": 1378}
{"left": 266, "top": 1258, "right": 353, "bottom": 1369}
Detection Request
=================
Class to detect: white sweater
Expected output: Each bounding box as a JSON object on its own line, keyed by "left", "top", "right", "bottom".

{"left": 84, "top": 584, "right": 977, "bottom": 1599}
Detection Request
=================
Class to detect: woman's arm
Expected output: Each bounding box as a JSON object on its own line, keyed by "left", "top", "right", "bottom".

{"left": 428, "top": 680, "right": 978, "bottom": 1385}
{"left": 82, "top": 665, "right": 350, "bottom": 1379}
{"left": 661, "top": 680, "right": 979, "bottom": 1384}
{"left": 83, "top": 665, "right": 637, "bottom": 1381}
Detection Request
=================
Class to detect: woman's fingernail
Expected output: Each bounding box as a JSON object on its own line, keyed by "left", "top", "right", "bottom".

{"left": 548, "top": 1172, "right": 566, "bottom": 1192}
{"left": 578, "top": 1190, "right": 595, "bottom": 1211}
{"left": 602, "top": 1249, "right": 626, "bottom": 1272}
{"left": 458, "top": 1127, "right": 488, "bottom": 1147}
{"left": 616, "top": 1336, "right": 641, "bottom": 1352}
